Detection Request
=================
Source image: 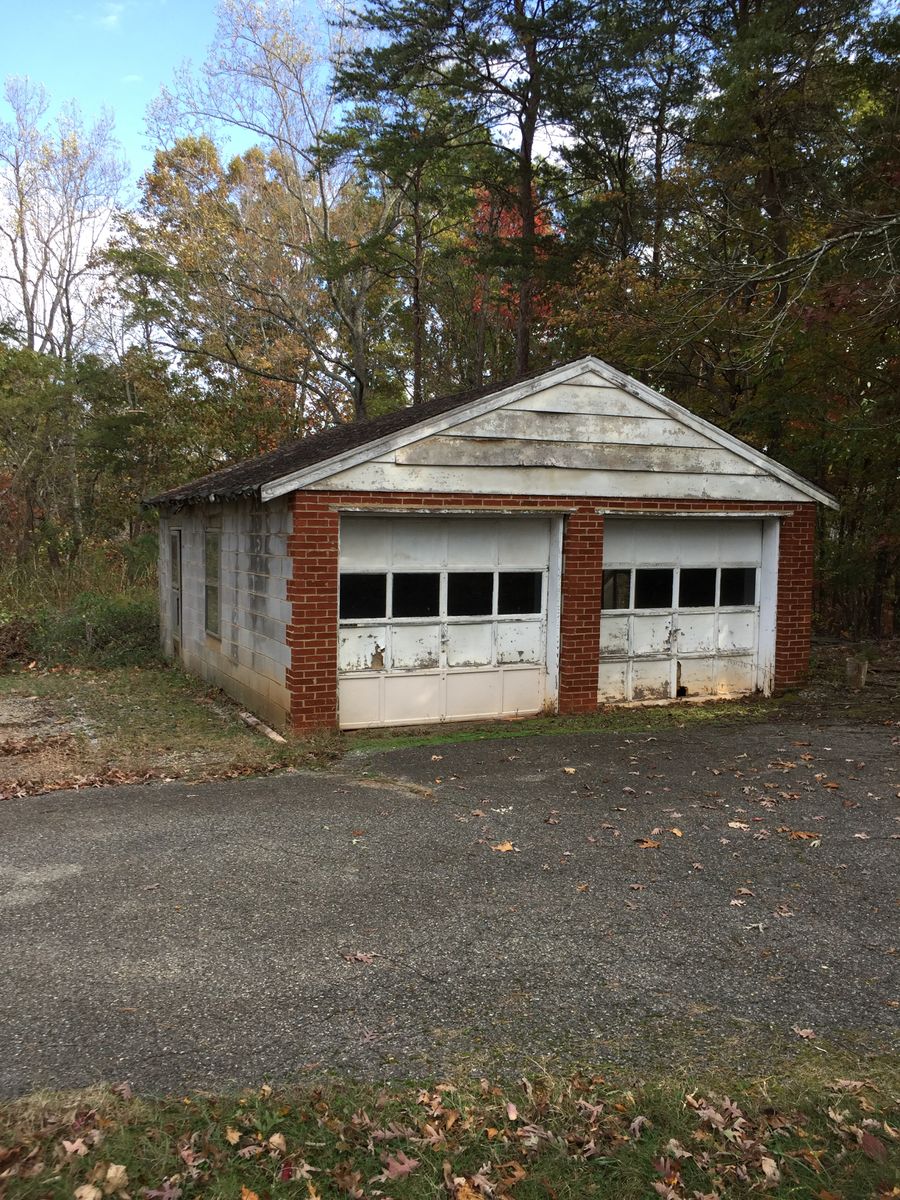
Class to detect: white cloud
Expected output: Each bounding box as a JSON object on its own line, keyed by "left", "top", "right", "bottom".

{"left": 96, "top": 2, "right": 125, "bottom": 29}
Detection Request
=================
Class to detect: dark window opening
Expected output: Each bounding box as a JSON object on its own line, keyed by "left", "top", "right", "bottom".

{"left": 679, "top": 567, "right": 717, "bottom": 608}
{"left": 498, "top": 571, "right": 542, "bottom": 615}
{"left": 204, "top": 530, "right": 221, "bottom": 637}
{"left": 340, "top": 573, "right": 387, "bottom": 619}
{"left": 634, "top": 568, "right": 673, "bottom": 609}
{"left": 448, "top": 572, "right": 493, "bottom": 616}
{"left": 602, "top": 569, "right": 631, "bottom": 610}
{"left": 393, "top": 572, "right": 440, "bottom": 618}
{"left": 720, "top": 567, "right": 756, "bottom": 606}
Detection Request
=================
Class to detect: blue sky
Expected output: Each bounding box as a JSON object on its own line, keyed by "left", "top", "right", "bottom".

{"left": 2, "top": 0, "right": 221, "bottom": 181}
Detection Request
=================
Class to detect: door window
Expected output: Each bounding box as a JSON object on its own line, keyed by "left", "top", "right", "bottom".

{"left": 392, "top": 573, "right": 440, "bottom": 618}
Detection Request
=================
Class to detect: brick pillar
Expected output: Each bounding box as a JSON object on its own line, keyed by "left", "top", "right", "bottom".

{"left": 774, "top": 504, "right": 815, "bottom": 690}
{"left": 558, "top": 507, "right": 604, "bottom": 714}
{"left": 287, "top": 493, "right": 340, "bottom": 729}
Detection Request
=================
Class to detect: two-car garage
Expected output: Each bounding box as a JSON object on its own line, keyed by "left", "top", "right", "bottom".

{"left": 153, "top": 357, "right": 832, "bottom": 731}
{"left": 336, "top": 511, "right": 777, "bottom": 728}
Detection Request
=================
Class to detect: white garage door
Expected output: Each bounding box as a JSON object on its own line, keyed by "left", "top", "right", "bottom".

{"left": 338, "top": 516, "right": 557, "bottom": 728}
{"left": 599, "top": 519, "right": 764, "bottom": 702}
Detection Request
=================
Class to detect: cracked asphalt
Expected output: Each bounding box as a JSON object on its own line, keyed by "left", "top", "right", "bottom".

{"left": 0, "top": 717, "right": 897, "bottom": 1096}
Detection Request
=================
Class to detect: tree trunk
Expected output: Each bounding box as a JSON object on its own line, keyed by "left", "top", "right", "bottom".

{"left": 411, "top": 185, "right": 425, "bottom": 404}
{"left": 514, "top": 15, "right": 541, "bottom": 379}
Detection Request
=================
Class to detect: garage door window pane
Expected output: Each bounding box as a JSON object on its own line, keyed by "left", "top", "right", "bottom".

{"left": 602, "top": 569, "right": 631, "bottom": 610}
{"left": 720, "top": 567, "right": 756, "bottom": 606}
{"left": 393, "top": 572, "right": 440, "bottom": 617}
{"left": 498, "top": 571, "right": 542, "bottom": 614}
{"left": 634, "top": 568, "right": 673, "bottom": 609}
{"left": 679, "top": 567, "right": 717, "bottom": 608}
{"left": 448, "top": 572, "right": 493, "bottom": 616}
{"left": 340, "top": 573, "right": 387, "bottom": 619}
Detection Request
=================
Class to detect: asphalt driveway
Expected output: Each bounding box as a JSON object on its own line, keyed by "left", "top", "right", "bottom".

{"left": 1, "top": 717, "right": 897, "bottom": 1096}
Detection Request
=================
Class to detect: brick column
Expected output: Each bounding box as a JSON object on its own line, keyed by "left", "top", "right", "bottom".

{"left": 286, "top": 492, "right": 340, "bottom": 729}
{"left": 774, "top": 503, "right": 816, "bottom": 690}
{"left": 558, "top": 507, "right": 604, "bottom": 713}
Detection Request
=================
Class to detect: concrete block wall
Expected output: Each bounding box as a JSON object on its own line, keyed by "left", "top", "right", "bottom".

{"left": 158, "top": 498, "right": 293, "bottom": 727}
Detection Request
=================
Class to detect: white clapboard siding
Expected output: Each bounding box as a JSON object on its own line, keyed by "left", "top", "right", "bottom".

{"left": 448, "top": 409, "right": 713, "bottom": 447}
{"left": 395, "top": 436, "right": 765, "bottom": 476}
{"left": 323, "top": 461, "right": 810, "bottom": 501}
{"left": 510, "top": 383, "right": 662, "bottom": 417}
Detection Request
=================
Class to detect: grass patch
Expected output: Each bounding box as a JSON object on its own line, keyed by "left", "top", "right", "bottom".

{"left": 344, "top": 693, "right": 785, "bottom": 755}
{"left": 0, "top": 666, "right": 339, "bottom": 799}
{"left": 1, "top": 1063, "right": 897, "bottom": 1199}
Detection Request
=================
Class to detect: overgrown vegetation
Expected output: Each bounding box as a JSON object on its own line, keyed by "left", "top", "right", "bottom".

{"left": 1, "top": 1064, "right": 897, "bottom": 1199}
{"left": 0, "top": 540, "right": 160, "bottom": 670}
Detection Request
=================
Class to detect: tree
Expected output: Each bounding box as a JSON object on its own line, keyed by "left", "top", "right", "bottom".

{"left": 0, "top": 77, "right": 126, "bottom": 359}
{"left": 341, "top": 0, "right": 583, "bottom": 378}
{"left": 134, "top": 0, "right": 405, "bottom": 419}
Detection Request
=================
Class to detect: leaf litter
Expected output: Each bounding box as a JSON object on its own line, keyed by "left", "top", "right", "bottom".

{"left": 1, "top": 1074, "right": 897, "bottom": 1200}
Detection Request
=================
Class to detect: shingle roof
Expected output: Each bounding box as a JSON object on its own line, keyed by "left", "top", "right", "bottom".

{"left": 143, "top": 371, "right": 543, "bottom": 509}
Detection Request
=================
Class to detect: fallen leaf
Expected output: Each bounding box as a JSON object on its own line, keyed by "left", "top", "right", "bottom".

{"left": 507, "top": 1101, "right": 519, "bottom": 1120}
{"left": 563, "top": 767, "right": 577, "bottom": 775}
{"left": 75, "top": 1188, "right": 103, "bottom": 1200}
{"left": 104, "top": 1165, "right": 128, "bottom": 1195}
{"left": 861, "top": 1131, "right": 887, "bottom": 1161}
{"left": 491, "top": 841, "right": 515, "bottom": 852}
{"left": 375, "top": 1149, "right": 420, "bottom": 1181}
{"left": 241, "top": 1188, "right": 260, "bottom": 1200}
{"left": 669, "top": 827, "right": 683, "bottom": 837}
{"left": 630, "top": 1114, "right": 652, "bottom": 1138}
{"left": 760, "top": 1155, "right": 781, "bottom": 1184}
{"left": 224, "top": 1127, "right": 241, "bottom": 1146}
{"left": 792, "top": 1025, "right": 816, "bottom": 1039}
{"left": 635, "top": 838, "right": 660, "bottom": 849}
{"left": 342, "top": 950, "right": 376, "bottom": 964}
{"left": 268, "top": 1132, "right": 287, "bottom": 1153}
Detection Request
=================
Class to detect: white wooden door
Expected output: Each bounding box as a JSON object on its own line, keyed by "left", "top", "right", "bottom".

{"left": 598, "top": 519, "right": 763, "bottom": 702}
{"left": 338, "top": 516, "right": 558, "bottom": 728}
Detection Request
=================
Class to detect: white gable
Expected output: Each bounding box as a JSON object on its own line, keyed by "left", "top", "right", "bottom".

{"left": 261, "top": 359, "right": 836, "bottom": 507}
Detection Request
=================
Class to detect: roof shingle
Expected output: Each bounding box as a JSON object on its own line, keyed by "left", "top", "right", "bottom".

{"left": 143, "top": 372, "right": 538, "bottom": 508}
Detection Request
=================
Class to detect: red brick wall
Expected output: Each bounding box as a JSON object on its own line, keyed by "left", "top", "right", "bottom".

{"left": 773, "top": 503, "right": 815, "bottom": 688}
{"left": 287, "top": 491, "right": 817, "bottom": 730}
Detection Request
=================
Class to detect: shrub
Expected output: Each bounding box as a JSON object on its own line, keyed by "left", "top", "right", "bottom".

{"left": 28, "top": 591, "right": 161, "bottom": 669}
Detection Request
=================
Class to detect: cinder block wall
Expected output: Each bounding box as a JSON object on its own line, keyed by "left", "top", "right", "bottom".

{"left": 158, "top": 498, "right": 293, "bottom": 727}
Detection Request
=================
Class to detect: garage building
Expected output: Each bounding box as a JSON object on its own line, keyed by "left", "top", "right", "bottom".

{"left": 146, "top": 357, "right": 837, "bottom": 731}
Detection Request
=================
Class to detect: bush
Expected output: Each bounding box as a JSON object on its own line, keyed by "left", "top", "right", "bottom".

{"left": 27, "top": 591, "right": 161, "bottom": 669}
